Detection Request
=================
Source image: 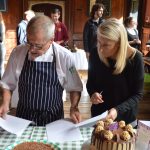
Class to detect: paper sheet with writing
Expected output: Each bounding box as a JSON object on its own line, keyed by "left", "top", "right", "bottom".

{"left": 46, "top": 119, "right": 83, "bottom": 142}
{"left": 136, "top": 120, "right": 150, "bottom": 150}
{"left": 75, "top": 111, "right": 108, "bottom": 128}
{"left": 0, "top": 115, "right": 32, "bottom": 136}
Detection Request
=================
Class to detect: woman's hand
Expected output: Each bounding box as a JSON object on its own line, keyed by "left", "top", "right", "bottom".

{"left": 90, "top": 92, "right": 103, "bottom": 104}
{"left": 136, "top": 39, "right": 141, "bottom": 44}
{"left": 106, "top": 108, "right": 118, "bottom": 121}
{"left": 133, "top": 39, "right": 141, "bottom": 44}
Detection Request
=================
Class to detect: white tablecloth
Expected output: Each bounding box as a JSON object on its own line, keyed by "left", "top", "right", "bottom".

{"left": 72, "top": 50, "right": 88, "bottom": 70}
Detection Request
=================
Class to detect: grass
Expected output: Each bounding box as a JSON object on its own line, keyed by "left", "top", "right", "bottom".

{"left": 144, "top": 73, "right": 150, "bottom": 83}
{"left": 144, "top": 73, "right": 150, "bottom": 95}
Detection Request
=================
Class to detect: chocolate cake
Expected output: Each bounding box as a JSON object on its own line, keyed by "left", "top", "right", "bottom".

{"left": 90, "top": 119, "right": 136, "bottom": 150}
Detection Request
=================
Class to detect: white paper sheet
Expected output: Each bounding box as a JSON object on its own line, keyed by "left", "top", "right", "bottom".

{"left": 136, "top": 120, "right": 150, "bottom": 150}
{"left": 46, "top": 111, "right": 107, "bottom": 143}
{"left": 75, "top": 111, "right": 108, "bottom": 128}
{"left": 0, "top": 115, "right": 32, "bottom": 136}
{"left": 46, "top": 119, "right": 83, "bottom": 143}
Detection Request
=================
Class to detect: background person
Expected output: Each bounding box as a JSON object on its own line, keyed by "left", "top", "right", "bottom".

{"left": 0, "top": 15, "right": 82, "bottom": 126}
{"left": 124, "top": 16, "right": 141, "bottom": 50}
{"left": 51, "top": 8, "right": 69, "bottom": 47}
{"left": 0, "top": 12, "right": 6, "bottom": 78}
{"left": 17, "top": 10, "right": 35, "bottom": 45}
{"left": 83, "top": 3, "right": 105, "bottom": 60}
{"left": 87, "top": 18, "right": 144, "bottom": 126}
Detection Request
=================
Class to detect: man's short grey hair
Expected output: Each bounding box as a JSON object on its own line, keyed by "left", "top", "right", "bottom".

{"left": 27, "top": 15, "right": 55, "bottom": 40}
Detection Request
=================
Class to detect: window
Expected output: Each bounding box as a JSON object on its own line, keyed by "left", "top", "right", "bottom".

{"left": 0, "top": 0, "right": 7, "bottom": 12}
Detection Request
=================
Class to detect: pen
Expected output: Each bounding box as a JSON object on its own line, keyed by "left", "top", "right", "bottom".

{"left": 100, "top": 91, "right": 103, "bottom": 95}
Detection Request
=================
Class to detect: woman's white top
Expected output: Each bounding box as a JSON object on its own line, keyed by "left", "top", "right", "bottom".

{"left": 126, "top": 27, "right": 138, "bottom": 36}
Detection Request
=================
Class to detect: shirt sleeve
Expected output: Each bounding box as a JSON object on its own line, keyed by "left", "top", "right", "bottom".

{"left": 63, "top": 53, "right": 83, "bottom": 92}
{"left": 0, "top": 48, "right": 18, "bottom": 91}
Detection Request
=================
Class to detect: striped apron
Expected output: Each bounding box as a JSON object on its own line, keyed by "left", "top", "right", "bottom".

{"left": 16, "top": 46, "right": 64, "bottom": 126}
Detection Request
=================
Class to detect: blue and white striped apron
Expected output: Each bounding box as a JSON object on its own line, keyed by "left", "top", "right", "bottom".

{"left": 16, "top": 46, "right": 64, "bottom": 126}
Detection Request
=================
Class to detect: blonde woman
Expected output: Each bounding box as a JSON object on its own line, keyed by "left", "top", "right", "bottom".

{"left": 87, "top": 18, "right": 144, "bottom": 127}
{"left": 0, "top": 12, "right": 6, "bottom": 78}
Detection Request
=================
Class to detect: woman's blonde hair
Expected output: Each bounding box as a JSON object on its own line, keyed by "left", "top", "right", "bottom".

{"left": 97, "top": 18, "right": 130, "bottom": 74}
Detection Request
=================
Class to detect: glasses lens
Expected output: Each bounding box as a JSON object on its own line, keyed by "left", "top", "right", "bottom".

{"left": 26, "top": 42, "right": 43, "bottom": 50}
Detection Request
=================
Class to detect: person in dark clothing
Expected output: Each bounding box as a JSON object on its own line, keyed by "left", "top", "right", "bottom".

{"left": 87, "top": 18, "right": 144, "bottom": 127}
{"left": 124, "top": 16, "right": 141, "bottom": 50}
{"left": 83, "top": 3, "right": 105, "bottom": 60}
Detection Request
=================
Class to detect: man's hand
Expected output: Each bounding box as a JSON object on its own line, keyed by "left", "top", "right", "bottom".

{"left": 70, "top": 107, "right": 82, "bottom": 123}
{"left": 0, "top": 103, "right": 9, "bottom": 118}
{"left": 0, "top": 88, "right": 12, "bottom": 118}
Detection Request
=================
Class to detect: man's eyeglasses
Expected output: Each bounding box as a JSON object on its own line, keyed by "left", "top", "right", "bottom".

{"left": 26, "top": 40, "right": 49, "bottom": 50}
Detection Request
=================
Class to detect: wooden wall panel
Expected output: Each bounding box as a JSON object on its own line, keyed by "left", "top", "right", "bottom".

{"left": 70, "top": 0, "right": 88, "bottom": 48}
{"left": 139, "top": 0, "right": 150, "bottom": 55}
{"left": 71, "top": 0, "right": 126, "bottom": 49}
{"left": 141, "top": 28, "right": 150, "bottom": 56}
{"left": 111, "top": 0, "right": 125, "bottom": 20}
{"left": 144, "top": 0, "right": 150, "bottom": 27}
{"left": 2, "top": 0, "right": 23, "bottom": 62}
{"left": 73, "top": 0, "right": 88, "bottom": 33}
{"left": 2, "top": 0, "right": 130, "bottom": 62}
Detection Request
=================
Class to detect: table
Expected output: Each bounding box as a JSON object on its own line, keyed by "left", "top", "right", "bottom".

{"left": 72, "top": 50, "right": 88, "bottom": 70}
{"left": 0, "top": 126, "right": 93, "bottom": 150}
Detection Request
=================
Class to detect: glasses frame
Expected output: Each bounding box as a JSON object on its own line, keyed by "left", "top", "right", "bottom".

{"left": 26, "top": 40, "right": 50, "bottom": 51}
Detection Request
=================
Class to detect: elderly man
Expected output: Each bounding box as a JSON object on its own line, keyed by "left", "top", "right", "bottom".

{"left": 0, "top": 15, "right": 83, "bottom": 126}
